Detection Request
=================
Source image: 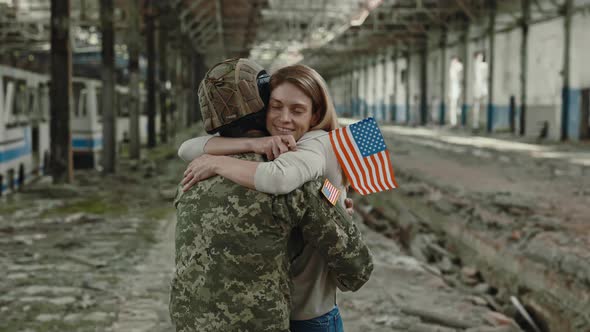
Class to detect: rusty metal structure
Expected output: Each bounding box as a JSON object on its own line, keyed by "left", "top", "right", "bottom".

{"left": 0, "top": 0, "right": 526, "bottom": 72}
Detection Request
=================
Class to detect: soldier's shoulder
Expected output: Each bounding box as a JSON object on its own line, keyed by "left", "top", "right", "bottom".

{"left": 299, "top": 178, "right": 325, "bottom": 195}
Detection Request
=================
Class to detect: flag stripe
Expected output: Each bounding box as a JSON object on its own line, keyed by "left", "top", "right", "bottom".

{"left": 374, "top": 151, "right": 392, "bottom": 189}
{"left": 376, "top": 152, "right": 393, "bottom": 189}
{"left": 326, "top": 181, "right": 336, "bottom": 201}
{"left": 375, "top": 152, "right": 393, "bottom": 190}
{"left": 370, "top": 154, "right": 388, "bottom": 191}
{"left": 378, "top": 151, "right": 394, "bottom": 189}
{"left": 342, "top": 127, "right": 377, "bottom": 193}
{"left": 329, "top": 130, "right": 364, "bottom": 195}
{"left": 383, "top": 150, "right": 398, "bottom": 188}
{"left": 365, "top": 155, "right": 385, "bottom": 192}
{"left": 334, "top": 128, "right": 368, "bottom": 195}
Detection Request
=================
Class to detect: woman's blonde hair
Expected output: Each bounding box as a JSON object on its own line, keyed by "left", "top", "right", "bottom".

{"left": 270, "top": 64, "right": 339, "bottom": 131}
{"left": 271, "top": 64, "right": 349, "bottom": 187}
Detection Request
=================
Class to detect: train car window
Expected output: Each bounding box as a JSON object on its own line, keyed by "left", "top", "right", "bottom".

{"left": 73, "top": 82, "right": 84, "bottom": 117}
{"left": 14, "top": 80, "right": 27, "bottom": 115}
{"left": 2, "top": 75, "right": 9, "bottom": 99}
{"left": 32, "top": 126, "right": 39, "bottom": 153}
{"left": 28, "top": 88, "right": 36, "bottom": 117}
{"left": 96, "top": 88, "right": 103, "bottom": 116}
{"left": 81, "top": 90, "right": 87, "bottom": 116}
{"left": 119, "top": 93, "right": 129, "bottom": 116}
{"left": 41, "top": 83, "right": 50, "bottom": 120}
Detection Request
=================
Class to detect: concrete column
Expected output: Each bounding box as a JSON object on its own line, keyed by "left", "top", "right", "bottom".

{"left": 158, "top": 25, "right": 168, "bottom": 143}
{"left": 486, "top": 0, "right": 496, "bottom": 133}
{"left": 348, "top": 69, "right": 354, "bottom": 116}
{"left": 146, "top": 0, "right": 156, "bottom": 148}
{"left": 364, "top": 58, "right": 371, "bottom": 118}
{"left": 420, "top": 44, "right": 428, "bottom": 126}
{"left": 440, "top": 29, "right": 447, "bottom": 125}
{"left": 382, "top": 53, "right": 388, "bottom": 121}
{"left": 193, "top": 53, "right": 205, "bottom": 122}
{"left": 126, "top": 0, "right": 141, "bottom": 159}
{"left": 374, "top": 56, "right": 380, "bottom": 118}
{"left": 406, "top": 44, "right": 412, "bottom": 124}
{"left": 462, "top": 21, "right": 469, "bottom": 127}
{"left": 520, "top": 0, "right": 529, "bottom": 136}
{"left": 392, "top": 45, "right": 398, "bottom": 122}
{"left": 49, "top": 0, "right": 73, "bottom": 183}
{"left": 100, "top": 0, "right": 116, "bottom": 173}
{"left": 561, "top": 0, "right": 572, "bottom": 140}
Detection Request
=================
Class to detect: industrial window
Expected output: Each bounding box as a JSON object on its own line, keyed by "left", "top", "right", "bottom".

{"left": 73, "top": 82, "right": 84, "bottom": 117}
{"left": 14, "top": 80, "right": 27, "bottom": 115}
{"left": 96, "top": 88, "right": 103, "bottom": 117}
{"left": 28, "top": 87, "right": 36, "bottom": 117}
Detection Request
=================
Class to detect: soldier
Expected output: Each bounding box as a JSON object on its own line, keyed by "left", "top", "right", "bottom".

{"left": 169, "top": 58, "right": 373, "bottom": 332}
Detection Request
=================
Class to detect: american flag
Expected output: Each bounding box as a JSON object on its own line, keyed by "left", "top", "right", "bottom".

{"left": 329, "top": 117, "right": 398, "bottom": 195}
{"left": 321, "top": 178, "right": 341, "bottom": 206}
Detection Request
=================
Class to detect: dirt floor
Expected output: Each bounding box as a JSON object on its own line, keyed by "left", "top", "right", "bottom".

{"left": 2, "top": 122, "right": 587, "bottom": 331}
{"left": 344, "top": 122, "right": 590, "bottom": 332}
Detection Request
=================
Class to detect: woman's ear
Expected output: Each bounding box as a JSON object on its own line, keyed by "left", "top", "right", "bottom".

{"left": 311, "top": 111, "right": 321, "bottom": 127}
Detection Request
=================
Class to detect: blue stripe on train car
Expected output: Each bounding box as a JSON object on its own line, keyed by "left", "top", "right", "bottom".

{"left": 72, "top": 138, "right": 103, "bottom": 149}
{"left": 0, "top": 144, "right": 30, "bottom": 164}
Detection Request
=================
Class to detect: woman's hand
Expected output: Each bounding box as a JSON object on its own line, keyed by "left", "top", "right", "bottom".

{"left": 181, "top": 154, "right": 221, "bottom": 192}
{"left": 251, "top": 135, "right": 297, "bottom": 160}
{"left": 344, "top": 198, "right": 354, "bottom": 216}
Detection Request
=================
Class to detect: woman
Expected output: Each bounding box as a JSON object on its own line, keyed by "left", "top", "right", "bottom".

{"left": 179, "top": 64, "right": 351, "bottom": 332}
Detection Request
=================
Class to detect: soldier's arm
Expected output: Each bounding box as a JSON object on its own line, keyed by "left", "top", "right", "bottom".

{"left": 286, "top": 180, "right": 374, "bottom": 292}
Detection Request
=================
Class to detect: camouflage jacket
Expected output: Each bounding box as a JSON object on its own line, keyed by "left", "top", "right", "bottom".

{"left": 170, "top": 153, "right": 373, "bottom": 332}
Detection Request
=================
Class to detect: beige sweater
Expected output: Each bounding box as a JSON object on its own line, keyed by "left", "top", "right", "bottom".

{"left": 177, "top": 130, "right": 347, "bottom": 320}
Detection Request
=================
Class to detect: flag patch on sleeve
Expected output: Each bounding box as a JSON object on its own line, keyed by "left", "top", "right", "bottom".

{"left": 321, "top": 178, "right": 341, "bottom": 206}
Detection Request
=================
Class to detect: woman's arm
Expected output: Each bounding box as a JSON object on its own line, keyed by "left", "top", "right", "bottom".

{"left": 182, "top": 132, "right": 332, "bottom": 195}
{"left": 181, "top": 138, "right": 326, "bottom": 194}
{"left": 254, "top": 143, "right": 326, "bottom": 194}
{"left": 178, "top": 135, "right": 297, "bottom": 161}
{"left": 181, "top": 155, "right": 258, "bottom": 191}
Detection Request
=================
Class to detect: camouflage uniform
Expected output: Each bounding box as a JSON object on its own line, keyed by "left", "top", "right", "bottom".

{"left": 170, "top": 153, "right": 373, "bottom": 332}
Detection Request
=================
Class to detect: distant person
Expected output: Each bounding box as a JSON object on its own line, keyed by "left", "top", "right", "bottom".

{"left": 169, "top": 58, "right": 373, "bottom": 332}
{"left": 179, "top": 64, "right": 359, "bottom": 331}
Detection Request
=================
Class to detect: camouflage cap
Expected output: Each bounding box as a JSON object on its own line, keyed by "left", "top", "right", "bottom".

{"left": 198, "top": 58, "right": 270, "bottom": 134}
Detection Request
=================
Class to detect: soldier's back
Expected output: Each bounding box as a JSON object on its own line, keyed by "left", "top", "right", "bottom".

{"left": 170, "top": 153, "right": 292, "bottom": 332}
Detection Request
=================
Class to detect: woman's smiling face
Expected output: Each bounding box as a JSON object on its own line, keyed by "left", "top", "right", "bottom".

{"left": 266, "top": 82, "right": 319, "bottom": 141}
